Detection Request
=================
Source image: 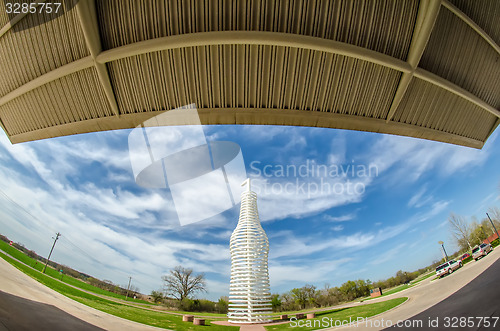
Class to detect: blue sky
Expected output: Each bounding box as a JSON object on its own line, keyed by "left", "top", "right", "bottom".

{"left": 0, "top": 123, "right": 499, "bottom": 300}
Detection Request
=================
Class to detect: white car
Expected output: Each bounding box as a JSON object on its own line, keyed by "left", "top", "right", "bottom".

{"left": 472, "top": 243, "right": 493, "bottom": 260}
{"left": 435, "top": 260, "right": 462, "bottom": 278}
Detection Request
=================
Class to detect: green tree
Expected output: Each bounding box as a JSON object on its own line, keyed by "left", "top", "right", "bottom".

{"left": 354, "top": 279, "right": 370, "bottom": 298}
{"left": 270, "top": 294, "right": 282, "bottom": 312}
{"left": 290, "top": 287, "right": 308, "bottom": 309}
{"left": 216, "top": 297, "right": 228, "bottom": 313}
{"left": 150, "top": 290, "right": 164, "bottom": 303}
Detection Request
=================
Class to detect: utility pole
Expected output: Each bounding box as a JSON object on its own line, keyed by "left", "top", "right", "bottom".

{"left": 438, "top": 241, "right": 449, "bottom": 261}
{"left": 43, "top": 232, "right": 61, "bottom": 274}
{"left": 486, "top": 213, "right": 500, "bottom": 244}
{"left": 125, "top": 276, "right": 132, "bottom": 301}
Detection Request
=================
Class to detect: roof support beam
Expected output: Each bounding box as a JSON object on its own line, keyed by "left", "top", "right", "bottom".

{"left": 75, "top": 0, "right": 120, "bottom": 117}
{"left": 386, "top": 0, "right": 442, "bottom": 123}
{"left": 8, "top": 107, "right": 485, "bottom": 149}
{"left": 96, "top": 31, "right": 413, "bottom": 74}
{"left": 442, "top": 0, "right": 500, "bottom": 55}
{"left": 414, "top": 68, "right": 500, "bottom": 118}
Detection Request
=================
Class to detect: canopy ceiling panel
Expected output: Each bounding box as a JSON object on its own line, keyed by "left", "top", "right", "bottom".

{"left": 107, "top": 46, "right": 401, "bottom": 118}
{"left": 0, "top": 68, "right": 113, "bottom": 136}
{"left": 0, "top": 8, "right": 8, "bottom": 27}
{"left": 0, "top": 0, "right": 499, "bottom": 148}
{"left": 392, "top": 78, "right": 497, "bottom": 142}
{"left": 97, "top": 0, "right": 420, "bottom": 60}
{"left": 419, "top": 8, "right": 500, "bottom": 108}
{"left": 0, "top": 5, "right": 89, "bottom": 96}
{"left": 449, "top": 0, "right": 500, "bottom": 45}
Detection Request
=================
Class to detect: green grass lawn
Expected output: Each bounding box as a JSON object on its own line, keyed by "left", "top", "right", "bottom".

{"left": 410, "top": 272, "right": 434, "bottom": 285}
{"left": 382, "top": 284, "right": 410, "bottom": 296}
{"left": 265, "top": 297, "right": 407, "bottom": 330}
{"left": 161, "top": 309, "right": 227, "bottom": 318}
{"left": 0, "top": 240, "right": 150, "bottom": 303}
{"left": 362, "top": 283, "right": 410, "bottom": 301}
{"left": 0, "top": 252, "right": 237, "bottom": 330}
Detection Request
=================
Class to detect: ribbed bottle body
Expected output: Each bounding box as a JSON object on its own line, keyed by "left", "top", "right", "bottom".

{"left": 228, "top": 190, "right": 272, "bottom": 323}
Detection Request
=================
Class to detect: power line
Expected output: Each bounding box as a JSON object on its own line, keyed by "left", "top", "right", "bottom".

{"left": 0, "top": 188, "right": 58, "bottom": 234}
{"left": 0, "top": 187, "right": 100, "bottom": 263}
{"left": 0, "top": 187, "right": 154, "bottom": 291}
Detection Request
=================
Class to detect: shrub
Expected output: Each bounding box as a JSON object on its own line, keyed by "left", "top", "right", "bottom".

{"left": 150, "top": 290, "right": 164, "bottom": 303}
{"left": 177, "top": 298, "right": 215, "bottom": 312}
{"left": 216, "top": 297, "right": 228, "bottom": 314}
{"left": 461, "top": 256, "right": 473, "bottom": 264}
{"left": 178, "top": 298, "right": 195, "bottom": 311}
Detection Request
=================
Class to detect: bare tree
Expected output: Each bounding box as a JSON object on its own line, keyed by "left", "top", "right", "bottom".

{"left": 162, "top": 266, "right": 206, "bottom": 300}
{"left": 448, "top": 213, "right": 472, "bottom": 251}
{"left": 488, "top": 207, "right": 500, "bottom": 227}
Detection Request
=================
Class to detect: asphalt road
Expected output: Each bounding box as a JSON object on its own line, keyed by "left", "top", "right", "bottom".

{"left": 385, "top": 256, "right": 500, "bottom": 330}
{"left": 0, "top": 290, "right": 104, "bottom": 331}
{"left": 0, "top": 257, "right": 163, "bottom": 331}
{"left": 332, "top": 248, "right": 500, "bottom": 331}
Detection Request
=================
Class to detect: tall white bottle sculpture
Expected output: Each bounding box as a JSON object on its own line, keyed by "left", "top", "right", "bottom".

{"left": 228, "top": 179, "right": 272, "bottom": 323}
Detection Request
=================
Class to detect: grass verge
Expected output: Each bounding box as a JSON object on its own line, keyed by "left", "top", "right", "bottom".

{"left": 362, "top": 283, "right": 411, "bottom": 301}
{"left": 0, "top": 240, "right": 150, "bottom": 303}
{"left": 266, "top": 297, "right": 407, "bottom": 330}
{"left": 0, "top": 252, "right": 237, "bottom": 330}
{"left": 410, "top": 272, "right": 434, "bottom": 285}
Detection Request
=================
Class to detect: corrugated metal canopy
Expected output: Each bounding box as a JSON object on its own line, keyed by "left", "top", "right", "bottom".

{"left": 0, "top": 0, "right": 499, "bottom": 148}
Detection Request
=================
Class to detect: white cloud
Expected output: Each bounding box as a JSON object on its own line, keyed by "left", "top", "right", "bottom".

{"left": 269, "top": 199, "right": 450, "bottom": 261}
{"left": 368, "top": 243, "right": 407, "bottom": 265}
{"left": 363, "top": 134, "right": 492, "bottom": 184}
{"left": 249, "top": 173, "right": 370, "bottom": 222}
{"left": 324, "top": 213, "right": 356, "bottom": 222}
{"left": 331, "top": 225, "right": 344, "bottom": 232}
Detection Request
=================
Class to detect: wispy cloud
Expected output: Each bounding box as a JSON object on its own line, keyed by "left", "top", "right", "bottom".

{"left": 331, "top": 225, "right": 344, "bottom": 232}
{"left": 324, "top": 213, "right": 356, "bottom": 222}
{"left": 368, "top": 243, "right": 407, "bottom": 265}
{"left": 362, "top": 134, "right": 493, "bottom": 184}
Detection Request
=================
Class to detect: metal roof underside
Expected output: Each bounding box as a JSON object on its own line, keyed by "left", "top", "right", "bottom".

{"left": 0, "top": 0, "right": 499, "bottom": 148}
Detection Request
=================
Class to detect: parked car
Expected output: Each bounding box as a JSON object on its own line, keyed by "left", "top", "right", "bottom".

{"left": 460, "top": 253, "right": 471, "bottom": 261}
{"left": 472, "top": 243, "right": 493, "bottom": 261}
{"left": 435, "top": 260, "right": 462, "bottom": 278}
